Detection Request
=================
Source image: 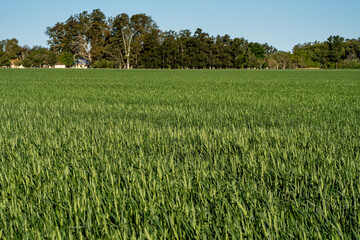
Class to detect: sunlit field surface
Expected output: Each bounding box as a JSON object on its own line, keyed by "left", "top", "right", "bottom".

{"left": 0, "top": 69, "right": 359, "bottom": 239}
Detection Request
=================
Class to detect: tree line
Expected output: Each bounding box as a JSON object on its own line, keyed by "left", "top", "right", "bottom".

{"left": 1, "top": 9, "right": 360, "bottom": 69}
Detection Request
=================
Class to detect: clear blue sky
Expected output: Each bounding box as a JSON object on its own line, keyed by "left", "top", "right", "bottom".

{"left": 0, "top": 0, "right": 359, "bottom": 51}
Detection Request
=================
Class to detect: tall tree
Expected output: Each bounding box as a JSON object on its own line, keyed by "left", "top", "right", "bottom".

{"left": 160, "top": 31, "right": 180, "bottom": 68}
{"left": 87, "top": 9, "right": 110, "bottom": 61}
{"left": 2, "top": 38, "right": 22, "bottom": 59}
{"left": 327, "top": 35, "right": 345, "bottom": 69}
{"left": 344, "top": 39, "right": 360, "bottom": 60}
{"left": 46, "top": 21, "right": 75, "bottom": 53}
{"left": 178, "top": 30, "right": 192, "bottom": 68}
{"left": 0, "top": 41, "right": 9, "bottom": 66}
{"left": 47, "top": 52, "right": 58, "bottom": 67}
{"left": 138, "top": 29, "right": 162, "bottom": 68}
{"left": 192, "top": 28, "right": 213, "bottom": 69}
{"left": 248, "top": 42, "right": 265, "bottom": 59}
{"left": 0, "top": 39, "right": 22, "bottom": 66}
{"left": 109, "top": 13, "right": 157, "bottom": 69}
{"left": 232, "top": 37, "right": 248, "bottom": 68}
{"left": 214, "top": 35, "right": 233, "bottom": 68}
{"left": 262, "top": 43, "right": 278, "bottom": 55}
{"left": 275, "top": 51, "right": 291, "bottom": 69}
{"left": 47, "top": 9, "right": 109, "bottom": 66}
{"left": 248, "top": 42, "right": 266, "bottom": 69}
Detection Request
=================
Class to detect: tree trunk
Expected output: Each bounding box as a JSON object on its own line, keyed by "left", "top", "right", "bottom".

{"left": 126, "top": 58, "right": 130, "bottom": 69}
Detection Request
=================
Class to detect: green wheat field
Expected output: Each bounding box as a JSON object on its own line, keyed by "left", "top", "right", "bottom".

{"left": 0, "top": 69, "right": 359, "bottom": 239}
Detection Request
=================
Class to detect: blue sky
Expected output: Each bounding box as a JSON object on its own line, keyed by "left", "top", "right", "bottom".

{"left": 0, "top": 0, "right": 359, "bottom": 51}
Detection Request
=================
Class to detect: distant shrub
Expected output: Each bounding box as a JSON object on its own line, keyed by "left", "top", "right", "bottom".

{"left": 307, "top": 61, "right": 321, "bottom": 68}
{"left": 22, "top": 58, "right": 32, "bottom": 68}
{"left": 92, "top": 60, "right": 116, "bottom": 68}
{"left": 323, "top": 62, "right": 336, "bottom": 69}
{"left": 59, "top": 52, "right": 74, "bottom": 67}
{"left": 339, "top": 59, "right": 360, "bottom": 69}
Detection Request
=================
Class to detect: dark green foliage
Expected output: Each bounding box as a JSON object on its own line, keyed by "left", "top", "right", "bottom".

{"left": 21, "top": 58, "right": 32, "bottom": 68}
{"left": 136, "top": 28, "right": 162, "bottom": 68}
{"left": 0, "top": 69, "right": 359, "bottom": 238}
{"left": 0, "top": 58, "right": 10, "bottom": 67}
{"left": 44, "top": 10, "right": 360, "bottom": 69}
{"left": 59, "top": 52, "right": 74, "bottom": 67}
{"left": 92, "top": 59, "right": 115, "bottom": 68}
{"left": 327, "top": 35, "right": 345, "bottom": 69}
{"left": 248, "top": 42, "right": 265, "bottom": 59}
{"left": 339, "top": 59, "right": 360, "bottom": 69}
{"left": 46, "top": 51, "right": 58, "bottom": 67}
{"left": 46, "top": 9, "right": 110, "bottom": 65}
{"left": 0, "top": 39, "right": 22, "bottom": 67}
{"left": 1, "top": 38, "right": 22, "bottom": 59}
{"left": 0, "top": 52, "right": 10, "bottom": 66}
{"left": 22, "top": 47, "right": 48, "bottom": 68}
{"left": 292, "top": 37, "right": 360, "bottom": 69}
{"left": 1, "top": 9, "right": 360, "bottom": 69}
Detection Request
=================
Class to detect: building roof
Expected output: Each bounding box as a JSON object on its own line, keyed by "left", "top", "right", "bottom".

{"left": 10, "top": 59, "right": 21, "bottom": 63}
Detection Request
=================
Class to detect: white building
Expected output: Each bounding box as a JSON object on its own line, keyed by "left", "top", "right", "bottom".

{"left": 74, "top": 58, "right": 89, "bottom": 68}
{"left": 54, "top": 63, "right": 66, "bottom": 69}
{"left": 74, "top": 64, "right": 88, "bottom": 69}
{"left": 10, "top": 59, "right": 23, "bottom": 68}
